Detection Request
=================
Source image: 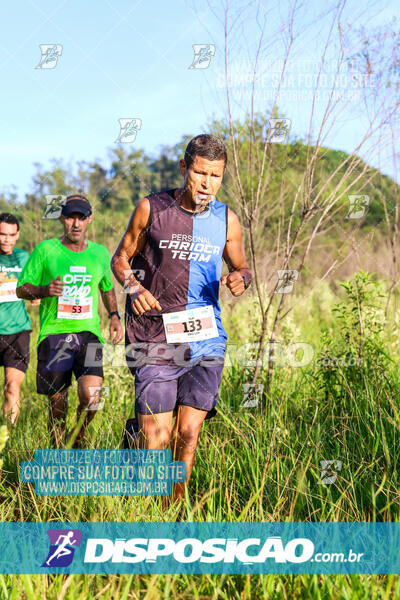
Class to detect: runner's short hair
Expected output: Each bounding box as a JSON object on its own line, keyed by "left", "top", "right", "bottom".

{"left": 184, "top": 134, "right": 227, "bottom": 170}
{"left": 0, "top": 213, "right": 19, "bottom": 231}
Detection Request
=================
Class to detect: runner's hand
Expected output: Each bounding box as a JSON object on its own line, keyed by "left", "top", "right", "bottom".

{"left": 130, "top": 285, "right": 162, "bottom": 315}
{"left": 31, "top": 298, "right": 41, "bottom": 306}
{"left": 220, "top": 271, "right": 245, "bottom": 296}
{"left": 46, "top": 275, "right": 64, "bottom": 297}
{"left": 110, "top": 316, "right": 123, "bottom": 345}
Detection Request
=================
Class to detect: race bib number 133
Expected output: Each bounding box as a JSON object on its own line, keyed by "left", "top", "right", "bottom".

{"left": 162, "top": 305, "right": 218, "bottom": 343}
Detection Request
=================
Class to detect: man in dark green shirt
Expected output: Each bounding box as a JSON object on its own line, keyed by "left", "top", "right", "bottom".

{"left": 0, "top": 213, "right": 39, "bottom": 424}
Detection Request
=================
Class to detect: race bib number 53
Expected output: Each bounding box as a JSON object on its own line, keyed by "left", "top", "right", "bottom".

{"left": 57, "top": 295, "right": 93, "bottom": 320}
{"left": 162, "top": 305, "right": 218, "bottom": 343}
{"left": 57, "top": 267, "right": 93, "bottom": 320}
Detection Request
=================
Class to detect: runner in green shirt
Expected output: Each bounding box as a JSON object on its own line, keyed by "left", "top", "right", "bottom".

{"left": 17, "top": 194, "right": 123, "bottom": 447}
{"left": 0, "top": 213, "right": 40, "bottom": 424}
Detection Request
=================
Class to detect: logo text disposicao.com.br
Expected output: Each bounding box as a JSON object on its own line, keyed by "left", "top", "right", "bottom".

{"left": 81, "top": 536, "right": 364, "bottom": 565}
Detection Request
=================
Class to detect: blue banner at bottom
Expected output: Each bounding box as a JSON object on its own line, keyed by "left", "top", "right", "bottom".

{"left": 0, "top": 522, "right": 398, "bottom": 574}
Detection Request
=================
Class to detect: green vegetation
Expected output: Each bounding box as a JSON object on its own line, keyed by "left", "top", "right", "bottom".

{"left": 1, "top": 271, "right": 400, "bottom": 598}
{"left": 0, "top": 115, "right": 399, "bottom": 597}
{"left": 0, "top": 425, "right": 8, "bottom": 474}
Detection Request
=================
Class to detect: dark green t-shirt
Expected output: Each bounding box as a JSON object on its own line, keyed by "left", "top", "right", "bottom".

{"left": 18, "top": 238, "right": 113, "bottom": 346}
{"left": 0, "top": 248, "right": 32, "bottom": 335}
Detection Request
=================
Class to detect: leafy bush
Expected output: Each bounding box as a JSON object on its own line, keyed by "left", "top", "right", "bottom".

{"left": 308, "top": 270, "right": 393, "bottom": 403}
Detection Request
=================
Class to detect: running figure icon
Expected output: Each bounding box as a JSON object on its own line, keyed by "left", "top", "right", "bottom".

{"left": 45, "top": 531, "right": 77, "bottom": 566}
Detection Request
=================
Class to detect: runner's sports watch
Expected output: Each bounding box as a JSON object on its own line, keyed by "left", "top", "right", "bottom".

{"left": 108, "top": 311, "right": 121, "bottom": 319}
{"left": 242, "top": 272, "right": 251, "bottom": 290}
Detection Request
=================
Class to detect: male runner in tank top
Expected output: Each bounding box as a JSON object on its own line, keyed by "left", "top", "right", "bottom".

{"left": 112, "top": 134, "right": 252, "bottom": 502}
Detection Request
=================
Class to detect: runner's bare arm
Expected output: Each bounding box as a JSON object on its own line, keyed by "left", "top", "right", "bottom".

{"left": 16, "top": 277, "right": 64, "bottom": 300}
{"left": 16, "top": 283, "right": 43, "bottom": 300}
{"left": 220, "top": 208, "right": 252, "bottom": 296}
{"left": 99, "top": 287, "right": 118, "bottom": 314}
{"left": 111, "top": 198, "right": 150, "bottom": 287}
{"left": 111, "top": 198, "right": 162, "bottom": 314}
{"left": 99, "top": 288, "right": 123, "bottom": 344}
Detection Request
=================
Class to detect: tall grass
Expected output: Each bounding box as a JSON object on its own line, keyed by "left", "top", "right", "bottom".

{"left": 1, "top": 271, "right": 400, "bottom": 598}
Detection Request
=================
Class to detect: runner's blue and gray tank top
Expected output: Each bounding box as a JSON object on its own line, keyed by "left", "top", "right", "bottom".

{"left": 125, "top": 189, "right": 228, "bottom": 364}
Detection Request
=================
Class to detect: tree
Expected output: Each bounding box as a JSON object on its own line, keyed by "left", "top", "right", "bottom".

{"left": 214, "top": 0, "right": 400, "bottom": 393}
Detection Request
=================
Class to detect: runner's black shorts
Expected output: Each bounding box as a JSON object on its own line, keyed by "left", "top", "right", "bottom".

{"left": 36, "top": 331, "right": 103, "bottom": 396}
{"left": 0, "top": 330, "right": 31, "bottom": 373}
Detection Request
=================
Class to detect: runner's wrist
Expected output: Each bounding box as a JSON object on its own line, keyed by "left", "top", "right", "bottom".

{"left": 108, "top": 310, "right": 121, "bottom": 320}
{"left": 30, "top": 284, "right": 49, "bottom": 299}
{"left": 128, "top": 281, "right": 143, "bottom": 297}
{"left": 241, "top": 270, "right": 252, "bottom": 289}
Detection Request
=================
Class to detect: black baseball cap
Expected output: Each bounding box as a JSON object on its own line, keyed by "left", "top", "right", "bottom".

{"left": 61, "top": 194, "right": 92, "bottom": 217}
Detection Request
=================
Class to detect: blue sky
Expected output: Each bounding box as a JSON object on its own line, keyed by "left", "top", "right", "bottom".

{"left": 0, "top": 0, "right": 398, "bottom": 198}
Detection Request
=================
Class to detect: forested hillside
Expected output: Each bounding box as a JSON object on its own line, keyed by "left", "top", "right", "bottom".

{"left": 0, "top": 119, "right": 396, "bottom": 268}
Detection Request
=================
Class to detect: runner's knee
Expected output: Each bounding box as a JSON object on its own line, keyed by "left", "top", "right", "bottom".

{"left": 49, "top": 391, "right": 68, "bottom": 415}
{"left": 4, "top": 380, "right": 21, "bottom": 395}
{"left": 140, "top": 418, "right": 172, "bottom": 447}
{"left": 175, "top": 423, "right": 201, "bottom": 449}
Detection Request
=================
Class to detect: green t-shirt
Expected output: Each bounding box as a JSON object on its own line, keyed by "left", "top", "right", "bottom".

{"left": 18, "top": 238, "right": 113, "bottom": 346}
{"left": 0, "top": 248, "right": 32, "bottom": 335}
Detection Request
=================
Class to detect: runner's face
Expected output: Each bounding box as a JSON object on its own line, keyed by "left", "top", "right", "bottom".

{"left": 180, "top": 155, "right": 225, "bottom": 206}
{"left": 0, "top": 222, "right": 19, "bottom": 254}
{"left": 61, "top": 212, "right": 92, "bottom": 243}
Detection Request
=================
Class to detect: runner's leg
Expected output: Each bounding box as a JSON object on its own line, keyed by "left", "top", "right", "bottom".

{"left": 3, "top": 367, "right": 25, "bottom": 424}
{"left": 37, "top": 334, "right": 75, "bottom": 447}
{"left": 170, "top": 405, "right": 208, "bottom": 501}
{"left": 133, "top": 362, "right": 197, "bottom": 508}
{"left": 139, "top": 410, "right": 176, "bottom": 512}
{"left": 138, "top": 411, "right": 174, "bottom": 449}
{"left": 169, "top": 357, "right": 223, "bottom": 501}
{"left": 48, "top": 389, "right": 68, "bottom": 448}
{"left": 133, "top": 363, "right": 180, "bottom": 449}
{"left": 73, "top": 374, "right": 104, "bottom": 447}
